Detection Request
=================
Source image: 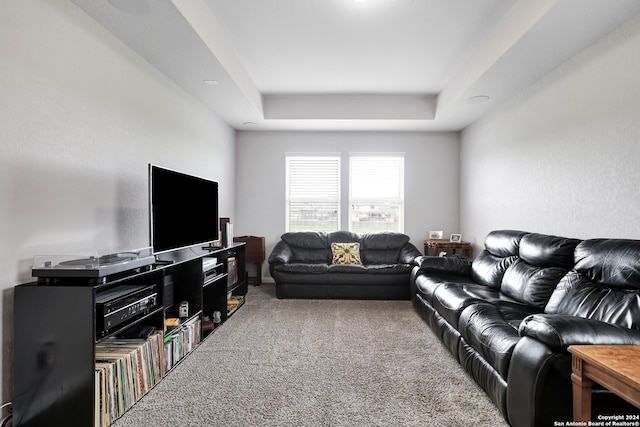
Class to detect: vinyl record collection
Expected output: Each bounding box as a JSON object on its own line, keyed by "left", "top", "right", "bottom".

{"left": 94, "top": 332, "right": 164, "bottom": 427}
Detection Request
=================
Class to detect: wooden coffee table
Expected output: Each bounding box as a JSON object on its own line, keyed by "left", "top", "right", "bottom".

{"left": 568, "top": 345, "right": 640, "bottom": 422}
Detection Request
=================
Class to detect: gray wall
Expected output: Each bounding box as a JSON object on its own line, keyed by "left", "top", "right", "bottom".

{"left": 0, "top": 0, "right": 236, "bottom": 400}
{"left": 460, "top": 13, "right": 640, "bottom": 253}
{"left": 235, "top": 130, "right": 460, "bottom": 280}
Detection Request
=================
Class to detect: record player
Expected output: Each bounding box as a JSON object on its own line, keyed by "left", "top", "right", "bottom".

{"left": 32, "top": 246, "right": 156, "bottom": 281}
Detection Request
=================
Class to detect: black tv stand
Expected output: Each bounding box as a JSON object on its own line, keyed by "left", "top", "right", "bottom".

{"left": 13, "top": 243, "right": 247, "bottom": 427}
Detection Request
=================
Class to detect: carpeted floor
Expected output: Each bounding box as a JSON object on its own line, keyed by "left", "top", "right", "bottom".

{"left": 113, "top": 284, "right": 508, "bottom": 427}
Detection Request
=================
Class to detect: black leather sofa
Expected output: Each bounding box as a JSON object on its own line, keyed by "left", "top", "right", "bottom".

{"left": 411, "top": 230, "right": 640, "bottom": 427}
{"left": 269, "top": 230, "right": 421, "bottom": 299}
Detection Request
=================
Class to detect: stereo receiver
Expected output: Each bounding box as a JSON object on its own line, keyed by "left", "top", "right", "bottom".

{"left": 96, "top": 284, "right": 158, "bottom": 337}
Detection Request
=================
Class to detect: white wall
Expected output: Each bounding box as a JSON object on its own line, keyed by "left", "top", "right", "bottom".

{"left": 0, "top": 0, "right": 236, "bottom": 401}
{"left": 460, "top": 13, "right": 640, "bottom": 253}
{"left": 235, "top": 131, "right": 460, "bottom": 280}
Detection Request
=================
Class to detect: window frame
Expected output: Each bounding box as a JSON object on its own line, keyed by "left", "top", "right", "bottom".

{"left": 285, "top": 153, "right": 341, "bottom": 232}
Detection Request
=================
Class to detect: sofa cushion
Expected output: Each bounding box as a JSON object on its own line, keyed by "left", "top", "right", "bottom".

{"left": 272, "top": 263, "right": 329, "bottom": 274}
{"left": 471, "top": 252, "right": 518, "bottom": 290}
{"left": 499, "top": 233, "right": 581, "bottom": 308}
{"left": 471, "top": 230, "right": 527, "bottom": 289}
{"left": 281, "top": 231, "right": 330, "bottom": 263}
{"left": 455, "top": 282, "right": 513, "bottom": 304}
{"left": 519, "top": 233, "right": 582, "bottom": 268}
{"left": 544, "top": 270, "right": 584, "bottom": 313}
{"left": 361, "top": 232, "right": 410, "bottom": 264}
{"left": 484, "top": 230, "right": 529, "bottom": 257}
{"left": 361, "top": 231, "right": 410, "bottom": 249}
{"left": 327, "top": 263, "right": 367, "bottom": 273}
{"left": 413, "top": 272, "right": 463, "bottom": 305}
{"left": 546, "top": 238, "right": 640, "bottom": 330}
{"left": 327, "top": 230, "right": 360, "bottom": 244}
{"left": 281, "top": 231, "right": 328, "bottom": 248}
{"left": 365, "top": 264, "right": 413, "bottom": 274}
{"left": 574, "top": 239, "right": 640, "bottom": 288}
{"left": 500, "top": 260, "right": 570, "bottom": 308}
{"left": 433, "top": 283, "right": 482, "bottom": 327}
{"left": 331, "top": 242, "right": 362, "bottom": 265}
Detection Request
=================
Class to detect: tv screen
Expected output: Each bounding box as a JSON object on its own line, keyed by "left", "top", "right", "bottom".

{"left": 149, "top": 164, "right": 219, "bottom": 254}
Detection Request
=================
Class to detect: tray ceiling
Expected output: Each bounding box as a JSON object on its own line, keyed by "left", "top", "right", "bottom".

{"left": 71, "top": 0, "right": 640, "bottom": 131}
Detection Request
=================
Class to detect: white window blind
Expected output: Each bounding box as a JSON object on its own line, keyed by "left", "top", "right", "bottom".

{"left": 349, "top": 154, "right": 404, "bottom": 233}
{"left": 286, "top": 155, "right": 340, "bottom": 232}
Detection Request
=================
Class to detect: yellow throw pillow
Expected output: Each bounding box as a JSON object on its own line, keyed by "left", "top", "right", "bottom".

{"left": 331, "top": 242, "right": 362, "bottom": 265}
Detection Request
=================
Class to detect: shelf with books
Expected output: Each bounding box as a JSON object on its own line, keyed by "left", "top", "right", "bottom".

{"left": 163, "top": 313, "right": 202, "bottom": 373}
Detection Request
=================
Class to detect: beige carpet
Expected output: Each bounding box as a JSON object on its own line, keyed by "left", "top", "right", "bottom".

{"left": 113, "top": 284, "right": 508, "bottom": 427}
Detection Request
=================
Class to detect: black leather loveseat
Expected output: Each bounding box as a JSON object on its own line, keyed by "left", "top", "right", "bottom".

{"left": 269, "top": 230, "right": 421, "bottom": 299}
{"left": 411, "top": 230, "right": 640, "bottom": 427}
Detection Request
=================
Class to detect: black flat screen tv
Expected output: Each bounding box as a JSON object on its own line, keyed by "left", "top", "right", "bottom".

{"left": 149, "top": 164, "right": 219, "bottom": 254}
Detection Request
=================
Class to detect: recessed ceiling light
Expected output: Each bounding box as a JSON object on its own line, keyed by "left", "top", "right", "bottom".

{"left": 203, "top": 80, "right": 219, "bottom": 85}
{"left": 467, "top": 95, "right": 490, "bottom": 104}
{"left": 243, "top": 122, "right": 257, "bottom": 126}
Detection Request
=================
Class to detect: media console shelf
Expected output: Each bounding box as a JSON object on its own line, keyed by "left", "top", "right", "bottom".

{"left": 13, "top": 243, "right": 246, "bottom": 427}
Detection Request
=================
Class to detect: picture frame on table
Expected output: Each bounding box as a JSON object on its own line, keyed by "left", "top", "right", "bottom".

{"left": 450, "top": 233, "right": 462, "bottom": 243}
{"left": 429, "top": 230, "right": 443, "bottom": 240}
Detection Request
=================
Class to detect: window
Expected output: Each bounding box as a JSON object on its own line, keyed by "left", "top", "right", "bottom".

{"left": 285, "top": 153, "right": 404, "bottom": 233}
{"left": 349, "top": 154, "right": 404, "bottom": 233}
{"left": 286, "top": 155, "right": 340, "bottom": 232}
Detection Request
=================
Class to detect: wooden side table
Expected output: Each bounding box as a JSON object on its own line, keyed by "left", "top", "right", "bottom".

{"left": 568, "top": 345, "right": 640, "bottom": 422}
{"left": 424, "top": 239, "right": 471, "bottom": 258}
{"left": 233, "top": 236, "right": 265, "bottom": 285}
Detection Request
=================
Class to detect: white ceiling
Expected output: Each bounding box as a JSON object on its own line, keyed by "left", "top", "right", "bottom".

{"left": 71, "top": 0, "right": 640, "bottom": 132}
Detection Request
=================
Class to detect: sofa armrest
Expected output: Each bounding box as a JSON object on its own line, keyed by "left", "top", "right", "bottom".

{"left": 413, "top": 255, "right": 472, "bottom": 276}
{"left": 267, "top": 240, "right": 293, "bottom": 265}
{"left": 399, "top": 243, "right": 422, "bottom": 264}
{"left": 519, "top": 313, "right": 640, "bottom": 352}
